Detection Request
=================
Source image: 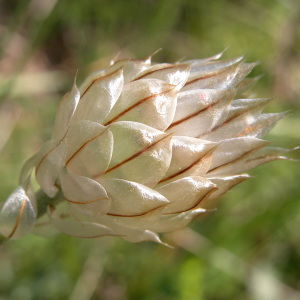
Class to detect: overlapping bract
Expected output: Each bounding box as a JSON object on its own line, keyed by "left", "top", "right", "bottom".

{"left": 0, "top": 53, "right": 288, "bottom": 243}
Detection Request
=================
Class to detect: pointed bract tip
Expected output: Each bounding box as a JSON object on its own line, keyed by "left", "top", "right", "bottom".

{"left": 144, "top": 48, "right": 162, "bottom": 64}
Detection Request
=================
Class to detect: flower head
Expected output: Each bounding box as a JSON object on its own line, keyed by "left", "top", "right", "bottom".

{"left": 0, "top": 52, "right": 289, "bottom": 243}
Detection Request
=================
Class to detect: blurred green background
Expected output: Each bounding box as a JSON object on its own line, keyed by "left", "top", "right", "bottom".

{"left": 0, "top": 0, "right": 300, "bottom": 299}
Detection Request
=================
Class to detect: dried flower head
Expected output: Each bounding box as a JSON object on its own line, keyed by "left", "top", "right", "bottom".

{"left": 0, "top": 52, "right": 291, "bottom": 244}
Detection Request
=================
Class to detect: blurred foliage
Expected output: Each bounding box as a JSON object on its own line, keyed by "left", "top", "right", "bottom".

{"left": 0, "top": 0, "right": 300, "bottom": 299}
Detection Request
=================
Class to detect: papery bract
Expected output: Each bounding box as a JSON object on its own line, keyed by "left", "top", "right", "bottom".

{"left": 0, "top": 52, "right": 290, "bottom": 243}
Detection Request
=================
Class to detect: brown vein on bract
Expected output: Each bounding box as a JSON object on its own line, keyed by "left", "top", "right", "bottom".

{"left": 80, "top": 67, "right": 123, "bottom": 99}
{"left": 132, "top": 65, "right": 180, "bottom": 81}
{"left": 197, "top": 105, "right": 259, "bottom": 139}
{"left": 65, "top": 129, "right": 107, "bottom": 167}
{"left": 167, "top": 100, "right": 219, "bottom": 130}
{"left": 103, "top": 133, "right": 172, "bottom": 175}
{"left": 36, "top": 127, "right": 106, "bottom": 178}
{"left": 67, "top": 198, "right": 107, "bottom": 205}
{"left": 163, "top": 187, "right": 217, "bottom": 215}
{"left": 159, "top": 147, "right": 216, "bottom": 184}
{"left": 184, "top": 66, "right": 232, "bottom": 87}
{"left": 48, "top": 207, "right": 124, "bottom": 239}
{"left": 103, "top": 87, "right": 175, "bottom": 126}
{"left": 207, "top": 143, "right": 268, "bottom": 174}
{"left": 106, "top": 203, "right": 168, "bottom": 217}
{"left": 35, "top": 142, "right": 62, "bottom": 177}
{"left": 7, "top": 198, "right": 26, "bottom": 238}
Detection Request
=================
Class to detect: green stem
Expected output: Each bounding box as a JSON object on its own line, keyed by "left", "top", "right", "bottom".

{"left": 36, "top": 189, "right": 65, "bottom": 218}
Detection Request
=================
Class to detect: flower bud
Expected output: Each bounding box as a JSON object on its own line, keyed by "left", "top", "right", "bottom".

{"left": 2, "top": 53, "right": 292, "bottom": 244}
{"left": 0, "top": 187, "right": 35, "bottom": 239}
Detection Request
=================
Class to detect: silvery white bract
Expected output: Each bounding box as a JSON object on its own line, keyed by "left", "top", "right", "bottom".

{"left": 0, "top": 53, "right": 289, "bottom": 243}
